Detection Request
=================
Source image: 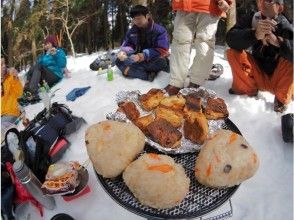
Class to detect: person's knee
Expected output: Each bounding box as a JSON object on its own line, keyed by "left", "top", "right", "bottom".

{"left": 127, "top": 68, "right": 148, "bottom": 81}
{"left": 172, "top": 31, "right": 193, "bottom": 45}
{"left": 115, "top": 58, "right": 121, "bottom": 66}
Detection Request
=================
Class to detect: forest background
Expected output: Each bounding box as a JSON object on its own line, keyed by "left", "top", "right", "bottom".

{"left": 1, "top": 0, "right": 293, "bottom": 69}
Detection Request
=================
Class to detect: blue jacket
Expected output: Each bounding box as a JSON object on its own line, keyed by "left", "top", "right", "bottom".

{"left": 37, "top": 48, "right": 67, "bottom": 79}
{"left": 120, "top": 19, "right": 169, "bottom": 61}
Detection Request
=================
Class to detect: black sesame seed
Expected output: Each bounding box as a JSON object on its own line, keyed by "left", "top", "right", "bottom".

{"left": 223, "top": 164, "right": 232, "bottom": 173}
{"left": 241, "top": 144, "right": 248, "bottom": 149}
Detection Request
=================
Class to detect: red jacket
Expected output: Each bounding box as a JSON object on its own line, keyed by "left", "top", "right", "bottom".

{"left": 172, "top": 0, "right": 232, "bottom": 17}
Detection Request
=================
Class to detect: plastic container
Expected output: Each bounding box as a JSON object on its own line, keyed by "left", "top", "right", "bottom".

{"left": 107, "top": 65, "right": 114, "bottom": 81}
{"left": 14, "top": 202, "right": 42, "bottom": 220}
{"left": 39, "top": 87, "right": 51, "bottom": 112}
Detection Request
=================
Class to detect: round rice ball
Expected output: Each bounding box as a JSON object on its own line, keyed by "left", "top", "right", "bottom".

{"left": 85, "top": 120, "right": 145, "bottom": 178}
{"left": 195, "top": 129, "right": 259, "bottom": 187}
{"left": 123, "top": 153, "right": 190, "bottom": 209}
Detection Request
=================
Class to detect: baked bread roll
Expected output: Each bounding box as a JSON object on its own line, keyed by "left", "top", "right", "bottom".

{"left": 139, "top": 89, "right": 165, "bottom": 111}
{"left": 147, "top": 119, "right": 182, "bottom": 148}
{"left": 85, "top": 120, "right": 145, "bottom": 178}
{"left": 159, "top": 95, "right": 186, "bottom": 111}
{"left": 205, "top": 97, "right": 229, "bottom": 120}
{"left": 183, "top": 112, "right": 208, "bottom": 144}
{"left": 117, "top": 101, "right": 140, "bottom": 121}
{"left": 134, "top": 114, "right": 154, "bottom": 135}
{"left": 155, "top": 105, "right": 183, "bottom": 128}
{"left": 123, "top": 153, "right": 190, "bottom": 209}
{"left": 183, "top": 93, "right": 202, "bottom": 118}
{"left": 195, "top": 129, "right": 259, "bottom": 187}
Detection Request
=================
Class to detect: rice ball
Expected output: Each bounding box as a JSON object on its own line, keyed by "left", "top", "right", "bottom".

{"left": 123, "top": 153, "right": 190, "bottom": 209}
{"left": 85, "top": 120, "right": 145, "bottom": 178}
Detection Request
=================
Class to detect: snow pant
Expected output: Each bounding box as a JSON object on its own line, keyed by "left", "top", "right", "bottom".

{"left": 227, "top": 49, "right": 293, "bottom": 105}
{"left": 169, "top": 11, "right": 220, "bottom": 88}
{"left": 25, "top": 64, "right": 60, "bottom": 94}
{"left": 115, "top": 57, "right": 169, "bottom": 81}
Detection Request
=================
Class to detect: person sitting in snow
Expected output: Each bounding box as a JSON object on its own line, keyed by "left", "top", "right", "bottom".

{"left": 1, "top": 57, "right": 23, "bottom": 125}
{"left": 115, "top": 5, "right": 170, "bottom": 82}
{"left": 19, "top": 35, "right": 67, "bottom": 105}
{"left": 226, "top": 0, "right": 293, "bottom": 113}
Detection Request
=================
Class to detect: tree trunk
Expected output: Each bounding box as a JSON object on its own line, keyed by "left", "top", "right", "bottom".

{"left": 7, "top": 21, "right": 14, "bottom": 66}
{"left": 65, "top": 26, "right": 76, "bottom": 57}
{"left": 87, "top": 22, "right": 92, "bottom": 54}
{"left": 7, "top": 0, "right": 16, "bottom": 66}
{"left": 31, "top": 37, "right": 37, "bottom": 63}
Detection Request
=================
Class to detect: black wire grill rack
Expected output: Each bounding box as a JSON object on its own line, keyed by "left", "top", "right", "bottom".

{"left": 95, "top": 118, "right": 241, "bottom": 220}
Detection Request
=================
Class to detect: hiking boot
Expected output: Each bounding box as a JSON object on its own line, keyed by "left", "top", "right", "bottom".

{"left": 164, "top": 84, "right": 181, "bottom": 96}
{"left": 148, "top": 72, "right": 157, "bottom": 82}
{"left": 281, "top": 113, "right": 293, "bottom": 142}
{"left": 228, "top": 88, "right": 258, "bottom": 97}
{"left": 188, "top": 82, "right": 200, "bottom": 89}
{"left": 228, "top": 88, "right": 236, "bottom": 95}
{"left": 274, "top": 97, "right": 287, "bottom": 113}
{"left": 18, "top": 91, "right": 40, "bottom": 106}
{"left": 208, "top": 64, "right": 224, "bottom": 81}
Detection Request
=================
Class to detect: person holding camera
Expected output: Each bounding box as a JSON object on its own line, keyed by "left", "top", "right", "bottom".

{"left": 19, "top": 35, "right": 67, "bottom": 104}
{"left": 226, "top": 0, "right": 293, "bottom": 112}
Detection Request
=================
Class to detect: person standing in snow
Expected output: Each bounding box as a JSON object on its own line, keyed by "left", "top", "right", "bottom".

{"left": 19, "top": 35, "right": 67, "bottom": 104}
{"left": 164, "top": 0, "right": 232, "bottom": 95}
{"left": 1, "top": 57, "right": 23, "bottom": 124}
{"left": 226, "top": 0, "right": 293, "bottom": 113}
{"left": 115, "top": 5, "right": 170, "bottom": 82}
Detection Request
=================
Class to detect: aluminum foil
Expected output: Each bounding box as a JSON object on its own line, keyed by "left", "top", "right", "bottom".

{"left": 106, "top": 89, "right": 226, "bottom": 154}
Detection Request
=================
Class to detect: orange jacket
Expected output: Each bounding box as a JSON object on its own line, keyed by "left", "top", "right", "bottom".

{"left": 172, "top": 0, "right": 232, "bottom": 17}
{"left": 1, "top": 73, "right": 23, "bottom": 117}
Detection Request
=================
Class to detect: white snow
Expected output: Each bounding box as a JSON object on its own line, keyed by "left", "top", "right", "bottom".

{"left": 20, "top": 46, "right": 293, "bottom": 220}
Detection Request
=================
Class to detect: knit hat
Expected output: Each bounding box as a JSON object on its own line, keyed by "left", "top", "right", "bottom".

{"left": 44, "top": 35, "right": 57, "bottom": 47}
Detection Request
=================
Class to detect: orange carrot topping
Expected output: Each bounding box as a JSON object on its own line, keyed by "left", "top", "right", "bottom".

{"left": 228, "top": 133, "right": 238, "bottom": 144}
{"left": 147, "top": 164, "right": 174, "bottom": 173}
{"left": 206, "top": 164, "right": 212, "bottom": 176}
{"left": 102, "top": 123, "right": 111, "bottom": 131}
{"left": 148, "top": 153, "right": 161, "bottom": 160}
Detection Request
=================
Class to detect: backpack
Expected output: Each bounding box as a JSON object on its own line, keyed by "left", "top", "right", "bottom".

{"left": 89, "top": 52, "right": 116, "bottom": 71}
{"left": 4, "top": 102, "right": 86, "bottom": 182}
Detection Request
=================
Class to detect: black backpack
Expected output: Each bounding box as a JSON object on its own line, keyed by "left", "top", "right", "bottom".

{"left": 4, "top": 102, "right": 86, "bottom": 182}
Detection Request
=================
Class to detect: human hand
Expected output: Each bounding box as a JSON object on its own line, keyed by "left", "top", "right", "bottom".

{"left": 117, "top": 51, "right": 127, "bottom": 61}
{"left": 255, "top": 19, "right": 277, "bottom": 41}
{"left": 9, "top": 68, "right": 18, "bottom": 78}
{"left": 217, "top": 0, "right": 230, "bottom": 12}
{"left": 264, "top": 33, "right": 280, "bottom": 47}
{"left": 130, "top": 54, "right": 140, "bottom": 62}
{"left": 49, "top": 47, "right": 57, "bottom": 55}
